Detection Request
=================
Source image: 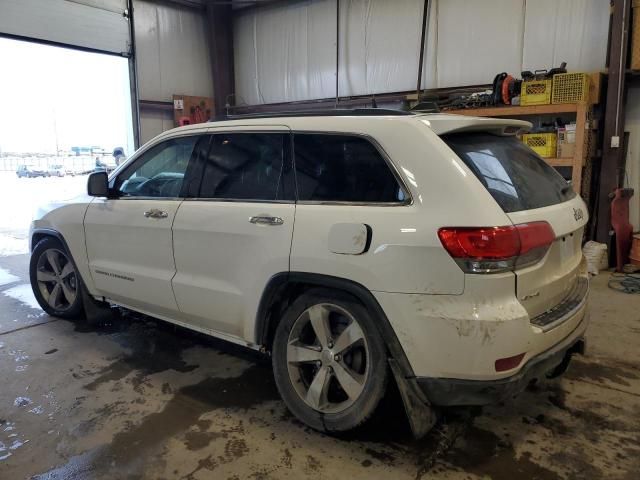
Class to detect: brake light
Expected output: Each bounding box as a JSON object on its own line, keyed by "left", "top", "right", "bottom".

{"left": 438, "top": 222, "right": 555, "bottom": 273}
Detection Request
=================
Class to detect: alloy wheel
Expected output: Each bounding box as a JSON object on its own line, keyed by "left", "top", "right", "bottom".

{"left": 286, "top": 303, "right": 369, "bottom": 414}
{"left": 36, "top": 248, "right": 78, "bottom": 311}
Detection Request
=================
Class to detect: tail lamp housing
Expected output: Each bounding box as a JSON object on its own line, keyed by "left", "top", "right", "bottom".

{"left": 438, "top": 222, "right": 556, "bottom": 274}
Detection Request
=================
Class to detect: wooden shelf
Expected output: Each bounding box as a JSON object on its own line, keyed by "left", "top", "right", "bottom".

{"left": 545, "top": 157, "right": 574, "bottom": 167}
{"left": 444, "top": 103, "right": 579, "bottom": 117}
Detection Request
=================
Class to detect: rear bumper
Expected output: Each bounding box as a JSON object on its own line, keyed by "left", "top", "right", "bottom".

{"left": 416, "top": 314, "right": 588, "bottom": 406}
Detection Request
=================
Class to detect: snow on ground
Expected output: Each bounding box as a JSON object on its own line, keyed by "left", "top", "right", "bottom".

{"left": 2, "top": 284, "right": 40, "bottom": 310}
{"left": 0, "top": 171, "right": 87, "bottom": 257}
{"left": 0, "top": 235, "right": 28, "bottom": 256}
{"left": 0, "top": 267, "right": 20, "bottom": 286}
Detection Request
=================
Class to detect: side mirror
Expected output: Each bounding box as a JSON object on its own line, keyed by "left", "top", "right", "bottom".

{"left": 87, "top": 171, "right": 109, "bottom": 197}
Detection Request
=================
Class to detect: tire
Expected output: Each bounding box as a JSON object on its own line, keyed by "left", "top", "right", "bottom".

{"left": 272, "top": 288, "right": 388, "bottom": 432}
{"left": 29, "top": 237, "right": 84, "bottom": 319}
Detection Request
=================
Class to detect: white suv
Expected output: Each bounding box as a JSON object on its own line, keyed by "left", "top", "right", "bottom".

{"left": 29, "top": 110, "right": 589, "bottom": 435}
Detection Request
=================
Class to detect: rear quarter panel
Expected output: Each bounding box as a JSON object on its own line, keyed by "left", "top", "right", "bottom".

{"left": 288, "top": 117, "right": 513, "bottom": 295}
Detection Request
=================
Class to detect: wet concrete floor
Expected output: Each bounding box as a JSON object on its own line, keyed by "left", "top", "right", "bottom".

{"left": 1, "top": 253, "right": 639, "bottom": 479}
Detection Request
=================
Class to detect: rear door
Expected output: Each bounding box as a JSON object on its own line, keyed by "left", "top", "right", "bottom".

{"left": 84, "top": 135, "right": 200, "bottom": 316}
{"left": 171, "top": 126, "right": 295, "bottom": 341}
{"left": 442, "top": 132, "right": 588, "bottom": 318}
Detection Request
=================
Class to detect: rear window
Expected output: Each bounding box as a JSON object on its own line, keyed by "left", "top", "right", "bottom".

{"left": 442, "top": 132, "right": 576, "bottom": 213}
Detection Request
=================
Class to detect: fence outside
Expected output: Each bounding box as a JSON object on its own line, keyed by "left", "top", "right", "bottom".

{"left": 0, "top": 156, "right": 98, "bottom": 173}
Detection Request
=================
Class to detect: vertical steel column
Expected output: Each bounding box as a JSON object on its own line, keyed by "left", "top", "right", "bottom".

{"left": 416, "top": 0, "right": 430, "bottom": 98}
{"left": 335, "top": 0, "right": 340, "bottom": 108}
{"left": 595, "top": 0, "right": 632, "bottom": 243}
{"left": 206, "top": 2, "right": 235, "bottom": 119}
{"left": 127, "top": 0, "right": 140, "bottom": 150}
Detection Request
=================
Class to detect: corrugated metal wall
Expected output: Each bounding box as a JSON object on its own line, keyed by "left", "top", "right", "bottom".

{"left": 233, "top": 0, "right": 610, "bottom": 105}
{"left": 134, "top": 0, "right": 213, "bottom": 144}
{"left": 0, "top": 0, "right": 130, "bottom": 54}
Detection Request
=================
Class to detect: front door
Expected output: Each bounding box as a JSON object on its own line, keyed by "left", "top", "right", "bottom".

{"left": 84, "top": 135, "right": 201, "bottom": 317}
{"left": 171, "top": 126, "right": 295, "bottom": 342}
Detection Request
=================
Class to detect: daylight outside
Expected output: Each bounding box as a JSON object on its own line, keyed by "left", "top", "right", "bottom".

{"left": 0, "top": 37, "right": 134, "bottom": 258}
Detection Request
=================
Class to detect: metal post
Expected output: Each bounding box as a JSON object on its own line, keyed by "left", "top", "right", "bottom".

{"left": 206, "top": 2, "right": 235, "bottom": 119}
{"left": 416, "top": 0, "right": 429, "bottom": 99}
{"left": 335, "top": 0, "right": 340, "bottom": 109}
{"left": 595, "top": 0, "right": 632, "bottom": 244}
{"left": 127, "top": 0, "right": 141, "bottom": 150}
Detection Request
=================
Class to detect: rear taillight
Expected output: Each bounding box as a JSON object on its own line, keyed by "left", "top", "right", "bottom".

{"left": 438, "top": 222, "right": 555, "bottom": 274}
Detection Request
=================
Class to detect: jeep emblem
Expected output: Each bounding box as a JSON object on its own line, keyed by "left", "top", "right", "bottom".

{"left": 573, "top": 207, "right": 584, "bottom": 221}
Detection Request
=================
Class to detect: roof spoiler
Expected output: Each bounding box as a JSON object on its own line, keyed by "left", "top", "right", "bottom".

{"left": 422, "top": 116, "right": 532, "bottom": 136}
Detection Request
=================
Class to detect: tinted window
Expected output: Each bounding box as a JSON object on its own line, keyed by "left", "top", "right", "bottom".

{"left": 197, "top": 133, "right": 292, "bottom": 201}
{"left": 442, "top": 133, "right": 576, "bottom": 213}
{"left": 115, "top": 136, "right": 197, "bottom": 198}
{"left": 294, "top": 134, "right": 405, "bottom": 202}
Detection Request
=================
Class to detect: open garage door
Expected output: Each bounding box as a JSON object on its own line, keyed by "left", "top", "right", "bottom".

{"left": 0, "top": 0, "right": 130, "bottom": 55}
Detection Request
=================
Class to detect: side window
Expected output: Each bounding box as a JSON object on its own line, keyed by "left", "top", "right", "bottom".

{"left": 115, "top": 137, "right": 198, "bottom": 198}
{"left": 197, "top": 133, "right": 293, "bottom": 201}
{"left": 294, "top": 134, "right": 406, "bottom": 203}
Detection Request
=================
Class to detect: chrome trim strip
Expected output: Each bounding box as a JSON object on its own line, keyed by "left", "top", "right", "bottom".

{"left": 182, "top": 198, "right": 295, "bottom": 204}
{"left": 111, "top": 129, "right": 413, "bottom": 207}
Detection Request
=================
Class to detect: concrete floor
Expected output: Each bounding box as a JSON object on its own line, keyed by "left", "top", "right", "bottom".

{"left": 0, "top": 253, "right": 639, "bottom": 480}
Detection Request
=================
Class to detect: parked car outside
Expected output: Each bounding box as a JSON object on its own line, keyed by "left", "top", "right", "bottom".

{"left": 16, "top": 164, "right": 48, "bottom": 178}
{"left": 48, "top": 165, "right": 66, "bottom": 177}
{"left": 28, "top": 110, "right": 589, "bottom": 436}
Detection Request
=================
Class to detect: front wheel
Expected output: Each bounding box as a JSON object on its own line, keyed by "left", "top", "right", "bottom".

{"left": 29, "top": 237, "right": 84, "bottom": 319}
{"left": 272, "top": 289, "right": 388, "bottom": 432}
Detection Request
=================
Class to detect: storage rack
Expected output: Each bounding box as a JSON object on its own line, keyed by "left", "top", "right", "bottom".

{"left": 444, "top": 102, "right": 591, "bottom": 194}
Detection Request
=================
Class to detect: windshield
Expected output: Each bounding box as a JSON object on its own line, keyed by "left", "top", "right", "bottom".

{"left": 442, "top": 132, "right": 576, "bottom": 213}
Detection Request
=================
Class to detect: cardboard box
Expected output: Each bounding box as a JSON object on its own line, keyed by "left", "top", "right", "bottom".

{"left": 558, "top": 143, "right": 575, "bottom": 159}
{"left": 173, "top": 95, "right": 214, "bottom": 127}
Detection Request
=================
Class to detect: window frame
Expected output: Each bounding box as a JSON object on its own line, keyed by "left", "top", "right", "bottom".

{"left": 183, "top": 130, "right": 296, "bottom": 204}
{"left": 291, "top": 131, "right": 413, "bottom": 206}
{"left": 108, "top": 133, "right": 203, "bottom": 201}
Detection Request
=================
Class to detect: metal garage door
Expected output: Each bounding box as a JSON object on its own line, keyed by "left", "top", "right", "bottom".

{"left": 0, "top": 0, "right": 130, "bottom": 55}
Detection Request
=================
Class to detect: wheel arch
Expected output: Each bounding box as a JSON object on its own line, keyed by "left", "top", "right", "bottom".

{"left": 31, "top": 228, "right": 68, "bottom": 253}
{"left": 255, "top": 272, "right": 415, "bottom": 378}
{"left": 31, "top": 228, "right": 96, "bottom": 295}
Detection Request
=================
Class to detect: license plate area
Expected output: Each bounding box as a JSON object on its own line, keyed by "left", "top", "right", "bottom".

{"left": 530, "top": 276, "right": 588, "bottom": 331}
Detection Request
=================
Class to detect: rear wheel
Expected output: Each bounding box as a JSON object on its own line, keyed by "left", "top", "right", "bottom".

{"left": 272, "top": 289, "right": 388, "bottom": 432}
{"left": 29, "top": 237, "right": 84, "bottom": 319}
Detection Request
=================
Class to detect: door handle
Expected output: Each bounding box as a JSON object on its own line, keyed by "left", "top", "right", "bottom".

{"left": 249, "top": 215, "right": 284, "bottom": 226}
{"left": 143, "top": 209, "right": 169, "bottom": 219}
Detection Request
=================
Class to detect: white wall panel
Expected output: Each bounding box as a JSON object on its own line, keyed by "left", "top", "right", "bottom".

{"left": 339, "top": 0, "right": 424, "bottom": 96}
{"left": 432, "top": 0, "right": 525, "bottom": 87}
{"left": 233, "top": 11, "right": 259, "bottom": 105}
{"left": 234, "top": 0, "right": 336, "bottom": 105}
{"left": 139, "top": 109, "right": 174, "bottom": 144}
{"left": 0, "top": 0, "right": 129, "bottom": 54}
{"left": 624, "top": 87, "right": 640, "bottom": 232}
{"left": 234, "top": 0, "right": 610, "bottom": 104}
{"left": 134, "top": 0, "right": 213, "bottom": 102}
{"left": 523, "top": 0, "right": 609, "bottom": 73}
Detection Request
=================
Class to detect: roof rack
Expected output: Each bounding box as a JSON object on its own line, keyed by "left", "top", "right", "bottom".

{"left": 223, "top": 108, "right": 415, "bottom": 120}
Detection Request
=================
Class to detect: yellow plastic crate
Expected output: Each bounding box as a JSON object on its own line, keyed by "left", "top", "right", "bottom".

{"left": 522, "top": 133, "right": 557, "bottom": 158}
{"left": 520, "top": 79, "right": 552, "bottom": 106}
{"left": 552, "top": 73, "right": 589, "bottom": 104}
